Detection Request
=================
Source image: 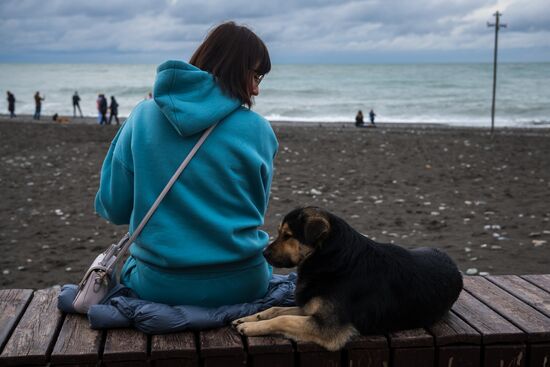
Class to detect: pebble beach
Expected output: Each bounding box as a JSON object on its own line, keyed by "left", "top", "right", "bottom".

{"left": 1, "top": 115, "right": 550, "bottom": 289}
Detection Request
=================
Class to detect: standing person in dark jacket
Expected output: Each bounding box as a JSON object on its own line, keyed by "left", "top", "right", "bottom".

{"left": 7, "top": 91, "right": 16, "bottom": 118}
{"left": 108, "top": 96, "right": 120, "bottom": 125}
{"left": 369, "top": 109, "right": 377, "bottom": 127}
{"left": 73, "top": 91, "right": 83, "bottom": 118}
{"left": 98, "top": 94, "right": 108, "bottom": 125}
{"left": 33, "top": 91, "right": 45, "bottom": 120}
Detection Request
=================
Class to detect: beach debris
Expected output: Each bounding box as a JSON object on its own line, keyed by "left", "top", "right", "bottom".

{"left": 423, "top": 202, "right": 431, "bottom": 206}
{"left": 351, "top": 215, "right": 360, "bottom": 219}
{"left": 464, "top": 201, "right": 472, "bottom": 206}
{"left": 42, "top": 244, "right": 50, "bottom": 249}
{"left": 470, "top": 257, "right": 478, "bottom": 261}
{"left": 425, "top": 164, "right": 432, "bottom": 169}
{"left": 17, "top": 266, "right": 26, "bottom": 271}
{"left": 54, "top": 209, "right": 64, "bottom": 216}
{"left": 479, "top": 272, "right": 490, "bottom": 276}
{"left": 466, "top": 268, "right": 478, "bottom": 275}
{"left": 374, "top": 200, "right": 383, "bottom": 204}
{"left": 491, "top": 245, "right": 502, "bottom": 250}
{"left": 310, "top": 188, "right": 322, "bottom": 196}
{"left": 394, "top": 198, "right": 405, "bottom": 203}
{"left": 430, "top": 211, "right": 440, "bottom": 216}
{"left": 484, "top": 224, "right": 501, "bottom": 231}
{"left": 3, "top": 269, "right": 11, "bottom": 275}
{"left": 65, "top": 267, "right": 72, "bottom": 272}
{"left": 464, "top": 247, "right": 472, "bottom": 253}
{"left": 528, "top": 232, "right": 541, "bottom": 237}
{"left": 533, "top": 240, "right": 547, "bottom": 247}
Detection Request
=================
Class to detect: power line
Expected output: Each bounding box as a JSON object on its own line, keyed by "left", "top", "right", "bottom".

{"left": 487, "top": 11, "right": 507, "bottom": 134}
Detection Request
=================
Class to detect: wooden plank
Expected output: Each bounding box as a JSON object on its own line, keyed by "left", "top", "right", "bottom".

{"left": 296, "top": 341, "right": 340, "bottom": 367}
{"left": 488, "top": 275, "right": 550, "bottom": 318}
{"left": 391, "top": 347, "right": 434, "bottom": 367}
{"left": 523, "top": 272, "right": 550, "bottom": 363}
{"left": 483, "top": 344, "right": 525, "bottom": 367}
{"left": 102, "top": 328, "right": 148, "bottom": 367}
{"left": 429, "top": 311, "right": 481, "bottom": 367}
{"left": 451, "top": 288, "right": 526, "bottom": 344}
{"left": 247, "top": 335, "right": 294, "bottom": 367}
{"left": 428, "top": 310, "right": 481, "bottom": 346}
{"left": 345, "top": 335, "right": 388, "bottom": 367}
{"left": 463, "top": 276, "right": 550, "bottom": 342}
{"left": 50, "top": 313, "right": 103, "bottom": 365}
{"left": 0, "top": 289, "right": 33, "bottom": 352}
{"left": 0, "top": 287, "right": 63, "bottom": 366}
{"left": 150, "top": 331, "right": 197, "bottom": 367}
{"left": 389, "top": 328, "right": 433, "bottom": 348}
{"left": 199, "top": 326, "right": 245, "bottom": 367}
{"left": 437, "top": 345, "right": 480, "bottom": 367}
{"left": 389, "top": 328, "right": 434, "bottom": 367}
{"left": 522, "top": 274, "right": 550, "bottom": 293}
{"left": 528, "top": 343, "right": 550, "bottom": 367}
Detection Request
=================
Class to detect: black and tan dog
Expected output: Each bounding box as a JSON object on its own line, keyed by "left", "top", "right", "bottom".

{"left": 233, "top": 207, "right": 463, "bottom": 351}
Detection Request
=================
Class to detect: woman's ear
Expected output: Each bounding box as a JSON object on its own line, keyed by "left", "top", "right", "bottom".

{"left": 304, "top": 216, "right": 330, "bottom": 246}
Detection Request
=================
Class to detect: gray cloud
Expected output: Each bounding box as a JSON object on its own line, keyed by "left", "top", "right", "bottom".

{"left": 0, "top": 0, "right": 548, "bottom": 62}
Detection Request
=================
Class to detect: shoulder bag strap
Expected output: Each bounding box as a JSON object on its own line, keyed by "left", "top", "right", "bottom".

{"left": 107, "top": 122, "right": 218, "bottom": 267}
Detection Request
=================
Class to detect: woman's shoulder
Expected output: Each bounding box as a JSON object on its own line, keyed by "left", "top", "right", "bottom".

{"left": 223, "top": 106, "right": 273, "bottom": 133}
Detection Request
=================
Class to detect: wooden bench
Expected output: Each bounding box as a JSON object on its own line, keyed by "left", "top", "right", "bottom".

{"left": 1, "top": 274, "right": 549, "bottom": 366}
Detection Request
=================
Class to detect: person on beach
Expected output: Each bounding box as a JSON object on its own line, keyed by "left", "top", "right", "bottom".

{"left": 108, "top": 96, "right": 119, "bottom": 125}
{"left": 369, "top": 109, "right": 376, "bottom": 127}
{"left": 97, "top": 94, "right": 108, "bottom": 125}
{"left": 73, "top": 91, "right": 83, "bottom": 118}
{"left": 33, "top": 91, "right": 45, "bottom": 120}
{"left": 95, "top": 21, "right": 276, "bottom": 307}
{"left": 355, "top": 110, "right": 364, "bottom": 127}
{"left": 7, "top": 91, "right": 16, "bottom": 118}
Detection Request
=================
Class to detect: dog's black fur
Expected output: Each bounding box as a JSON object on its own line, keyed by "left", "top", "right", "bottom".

{"left": 266, "top": 207, "right": 464, "bottom": 335}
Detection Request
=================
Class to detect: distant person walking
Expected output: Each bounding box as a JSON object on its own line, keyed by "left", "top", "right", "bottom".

{"left": 369, "top": 109, "right": 376, "bottom": 127}
{"left": 73, "top": 91, "right": 83, "bottom": 118}
{"left": 355, "top": 110, "right": 364, "bottom": 127}
{"left": 7, "top": 91, "right": 16, "bottom": 118}
{"left": 108, "top": 96, "right": 120, "bottom": 125}
{"left": 97, "top": 94, "right": 108, "bottom": 125}
{"left": 33, "top": 91, "right": 45, "bottom": 120}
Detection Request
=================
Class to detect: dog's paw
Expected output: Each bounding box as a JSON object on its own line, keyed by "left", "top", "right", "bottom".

{"left": 231, "top": 318, "right": 245, "bottom": 327}
{"left": 235, "top": 322, "right": 252, "bottom": 336}
{"left": 232, "top": 314, "right": 262, "bottom": 327}
{"left": 235, "top": 321, "right": 268, "bottom": 336}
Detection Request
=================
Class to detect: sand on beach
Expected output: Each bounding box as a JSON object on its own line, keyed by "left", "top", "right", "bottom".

{"left": 1, "top": 115, "right": 550, "bottom": 289}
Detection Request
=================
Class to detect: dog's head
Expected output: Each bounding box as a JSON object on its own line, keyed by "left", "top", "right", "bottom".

{"left": 263, "top": 207, "right": 331, "bottom": 268}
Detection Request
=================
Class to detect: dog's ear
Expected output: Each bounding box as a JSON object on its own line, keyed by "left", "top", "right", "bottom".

{"left": 304, "top": 216, "right": 330, "bottom": 246}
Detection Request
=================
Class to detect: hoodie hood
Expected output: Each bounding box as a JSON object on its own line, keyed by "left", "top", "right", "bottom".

{"left": 153, "top": 60, "right": 241, "bottom": 137}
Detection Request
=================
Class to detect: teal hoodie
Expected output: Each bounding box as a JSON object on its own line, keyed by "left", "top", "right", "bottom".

{"left": 95, "top": 61, "right": 278, "bottom": 306}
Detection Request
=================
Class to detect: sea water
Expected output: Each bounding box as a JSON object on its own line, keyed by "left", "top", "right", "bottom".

{"left": 1, "top": 63, "right": 549, "bottom": 127}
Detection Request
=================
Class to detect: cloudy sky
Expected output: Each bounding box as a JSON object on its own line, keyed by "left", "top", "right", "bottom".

{"left": 1, "top": 0, "right": 549, "bottom": 63}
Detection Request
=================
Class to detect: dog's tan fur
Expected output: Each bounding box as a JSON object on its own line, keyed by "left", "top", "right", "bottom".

{"left": 233, "top": 214, "right": 357, "bottom": 351}
{"left": 233, "top": 297, "right": 358, "bottom": 351}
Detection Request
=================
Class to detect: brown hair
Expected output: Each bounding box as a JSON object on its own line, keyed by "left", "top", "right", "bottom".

{"left": 189, "top": 21, "right": 271, "bottom": 107}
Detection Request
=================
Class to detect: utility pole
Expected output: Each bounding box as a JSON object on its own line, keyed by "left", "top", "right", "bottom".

{"left": 487, "top": 11, "right": 507, "bottom": 133}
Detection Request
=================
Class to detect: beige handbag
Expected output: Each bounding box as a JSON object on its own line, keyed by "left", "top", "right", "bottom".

{"left": 72, "top": 124, "right": 217, "bottom": 313}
